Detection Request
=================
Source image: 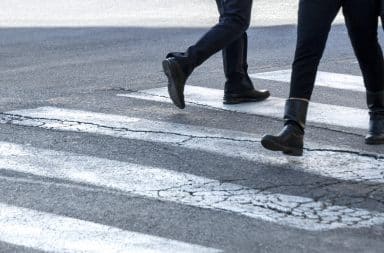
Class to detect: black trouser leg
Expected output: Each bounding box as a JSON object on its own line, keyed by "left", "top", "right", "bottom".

{"left": 171, "top": 0, "right": 252, "bottom": 73}
{"left": 222, "top": 32, "right": 258, "bottom": 93}
{"left": 189, "top": 0, "right": 252, "bottom": 67}
{"left": 222, "top": 33, "right": 247, "bottom": 81}
{"left": 343, "top": 0, "right": 384, "bottom": 93}
{"left": 262, "top": 0, "right": 339, "bottom": 156}
{"left": 343, "top": 0, "right": 384, "bottom": 145}
{"left": 290, "top": 0, "right": 384, "bottom": 99}
{"left": 289, "top": 0, "right": 341, "bottom": 99}
{"left": 216, "top": 0, "right": 248, "bottom": 82}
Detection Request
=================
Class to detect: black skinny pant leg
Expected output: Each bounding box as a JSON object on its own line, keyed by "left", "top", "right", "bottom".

{"left": 343, "top": 0, "right": 384, "bottom": 93}
{"left": 289, "top": 0, "right": 341, "bottom": 99}
{"left": 186, "top": 0, "right": 252, "bottom": 70}
{"left": 216, "top": 0, "right": 248, "bottom": 80}
{"left": 222, "top": 32, "right": 247, "bottom": 80}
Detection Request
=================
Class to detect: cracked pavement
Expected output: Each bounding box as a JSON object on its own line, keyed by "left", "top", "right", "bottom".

{"left": 0, "top": 141, "right": 383, "bottom": 232}
{"left": 0, "top": 92, "right": 384, "bottom": 252}
{"left": 1, "top": 106, "right": 384, "bottom": 232}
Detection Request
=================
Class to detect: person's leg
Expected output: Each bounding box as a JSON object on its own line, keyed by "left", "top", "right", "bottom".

{"left": 343, "top": 0, "right": 384, "bottom": 93}
{"left": 261, "top": 0, "right": 341, "bottom": 156}
{"left": 216, "top": 0, "right": 269, "bottom": 104}
{"left": 184, "top": 0, "right": 253, "bottom": 69}
{"left": 289, "top": 0, "right": 341, "bottom": 100}
{"left": 215, "top": 0, "right": 246, "bottom": 83}
{"left": 222, "top": 32, "right": 270, "bottom": 104}
{"left": 216, "top": 0, "right": 248, "bottom": 91}
{"left": 163, "top": 0, "right": 252, "bottom": 109}
{"left": 343, "top": 0, "right": 384, "bottom": 144}
{"left": 222, "top": 33, "right": 246, "bottom": 85}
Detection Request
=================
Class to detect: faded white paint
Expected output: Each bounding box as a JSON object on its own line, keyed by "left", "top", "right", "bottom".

{"left": 0, "top": 202, "right": 220, "bottom": 253}
{"left": 250, "top": 70, "right": 365, "bottom": 92}
{"left": 0, "top": 142, "right": 383, "bottom": 231}
{"left": 3, "top": 106, "right": 260, "bottom": 143}
{"left": 118, "top": 86, "right": 369, "bottom": 130}
{"left": 1, "top": 107, "right": 383, "bottom": 186}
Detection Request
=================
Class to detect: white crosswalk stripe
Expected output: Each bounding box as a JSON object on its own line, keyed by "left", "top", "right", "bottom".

{"left": 0, "top": 202, "right": 220, "bottom": 253}
{"left": 0, "top": 141, "right": 383, "bottom": 231}
{"left": 250, "top": 70, "right": 365, "bottom": 92}
{"left": 1, "top": 107, "right": 383, "bottom": 183}
{"left": 117, "top": 85, "right": 369, "bottom": 130}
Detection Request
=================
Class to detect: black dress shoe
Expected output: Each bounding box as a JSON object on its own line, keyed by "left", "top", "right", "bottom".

{"left": 162, "top": 57, "right": 187, "bottom": 109}
{"left": 223, "top": 89, "right": 270, "bottom": 104}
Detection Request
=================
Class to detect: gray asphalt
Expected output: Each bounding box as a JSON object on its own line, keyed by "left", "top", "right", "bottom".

{"left": 0, "top": 2, "right": 384, "bottom": 252}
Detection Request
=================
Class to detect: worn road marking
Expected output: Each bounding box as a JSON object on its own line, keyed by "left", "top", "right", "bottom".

{"left": 0, "top": 141, "right": 383, "bottom": 231}
{"left": 0, "top": 202, "right": 220, "bottom": 253}
{"left": 250, "top": 70, "right": 365, "bottom": 92}
{"left": 1, "top": 107, "right": 383, "bottom": 185}
{"left": 117, "top": 86, "right": 369, "bottom": 130}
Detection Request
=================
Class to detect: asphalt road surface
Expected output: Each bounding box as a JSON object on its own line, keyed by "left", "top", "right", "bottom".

{"left": 0, "top": 1, "right": 383, "bottom": 252}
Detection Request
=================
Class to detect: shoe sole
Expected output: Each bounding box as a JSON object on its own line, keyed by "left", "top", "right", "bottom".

{"left": 162, "top": 59, "right": 185, "bottom": 109}
{"left": 223, "top": 92, "right": 270, "bottom": 105}
{"left": 261, "top": 138, "right": 303, "bottom": 157}
{"left": 365, "top": 138, "right": 384, "bottom": 145}
{"left": 223, "top": 96, "right": 269, "bottom": 105}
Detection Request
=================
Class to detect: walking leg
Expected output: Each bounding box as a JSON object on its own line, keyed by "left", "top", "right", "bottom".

{"left": 261, "top": 0, "right": 341, "bottom": 156}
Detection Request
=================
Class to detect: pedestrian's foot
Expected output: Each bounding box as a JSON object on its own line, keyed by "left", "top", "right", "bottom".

{"left": 365, "top": 135, "right": 384, "bottom": 145}
{"left": 261, "top": 124, "right": 304, "bottom": 156}
{"left": 162, "top": 57, "right": 187, "bottom": 109}
{"left": 223, "top": 89, "right": 270, "bottom": 104}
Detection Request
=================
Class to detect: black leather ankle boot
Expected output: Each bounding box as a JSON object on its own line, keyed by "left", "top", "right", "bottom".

{"left": 261, "top": 99, "right": 309, "bottom": 156}
{"left": 365, "top": 91, "right": 384, "bottom": 145}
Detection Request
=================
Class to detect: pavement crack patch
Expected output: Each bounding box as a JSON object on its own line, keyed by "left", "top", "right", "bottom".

{"left": 0, "top": 113, "right": 260, "bottom": 144}
{"left": 105, "top": 87, "right": 139, "bottom": 92}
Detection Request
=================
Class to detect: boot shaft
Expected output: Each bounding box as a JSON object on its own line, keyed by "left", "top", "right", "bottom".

{"left": 283, "top": 99, "right": 309, "bottom": 131}
{"left": 367, "top": 90, "right": 384, "bottom": 112}
{"left": 365, "top": 90, "right": 384, "bottom": 144}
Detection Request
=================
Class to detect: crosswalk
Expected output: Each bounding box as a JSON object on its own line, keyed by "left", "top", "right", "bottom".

{"left": 0, "top": 70, "right": 383, "bottom": 252}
